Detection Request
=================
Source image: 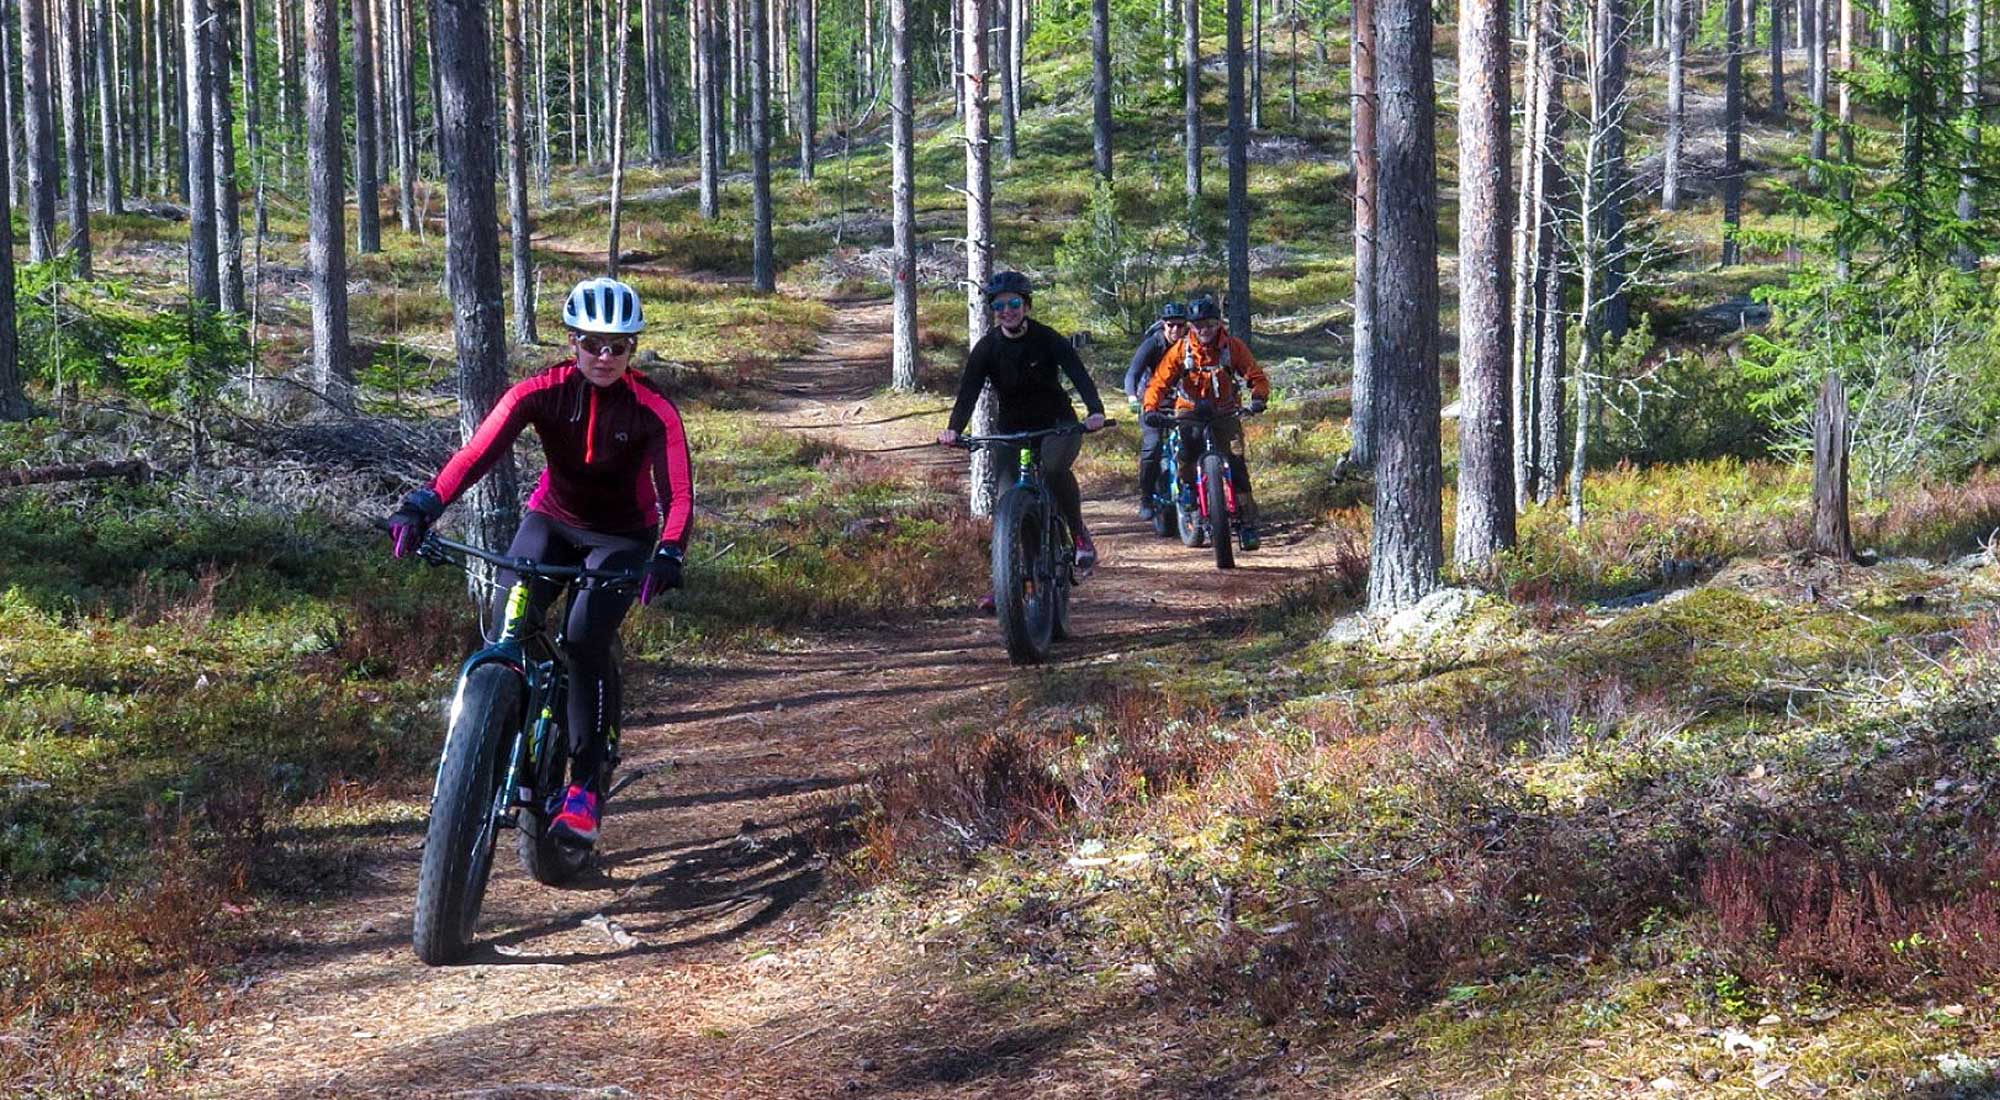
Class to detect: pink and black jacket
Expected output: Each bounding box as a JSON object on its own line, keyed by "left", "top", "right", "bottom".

{"left": 429, "top": 362, "right": 695, "bottom": 552}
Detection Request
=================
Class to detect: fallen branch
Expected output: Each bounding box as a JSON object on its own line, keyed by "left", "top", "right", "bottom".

{"left": 0, "top": 459, "right": 151, "bottom": 489}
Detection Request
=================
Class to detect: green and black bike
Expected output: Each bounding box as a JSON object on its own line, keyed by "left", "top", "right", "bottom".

{"left": 955, "top": 422, "right": 1110, "bottom": 665}
{"left": 395, "top": 528, "right": 643, "bottom": 965}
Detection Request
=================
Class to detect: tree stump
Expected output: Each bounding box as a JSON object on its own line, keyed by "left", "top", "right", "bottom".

{"left": 1811, "top": 371, "right": 1854, "bottom": 562}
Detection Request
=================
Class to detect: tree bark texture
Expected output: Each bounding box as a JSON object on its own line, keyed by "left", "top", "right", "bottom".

{"left": 1723, "top": 0, "right": 1744, "bottom": 265}
{"left": 21, "top": 0, "right": 58, "bottom": 262}
{"left": 607, "top": 0, "right": 632, "bottom": 276}
{"left": 1456, "top": 0, "right": 1515, "bottom": 566}
{"left": 796, "top": 0, "right": 817, "bottom": 178}
{"left": 1510, "top": 0, "right": 1554, "bottom": 507}
{"left": 504, "top": 0, "right": 536, "bottom": 343}
{"left": 1664, "top": 0, "right": 1685, "bottom": 208}
{"left": 59, "top": 0, "right": 90, "bottom": 276}
{"left": 890, "top": 0, "right": 918, "bottom": 392}
{"left": 1183, "top": 0, "right": 1200, "bottom": 204}
{"left": 751, "top": 0, "right": 774, "bottom": 291}
{"left": 997, "top": 0, "right": 1016, "bottom": 162}
{"left": 94, "top": 0, "right": 122, "bottom": 214}
{"left": 1958, "top": 0, "right": 1980, "bottom": 271}
{"left": 1593, "top": 0, "right": 1629, "bottom": 344}
{"left": 184, "top": 0, "right": 219, "bottom": 306}
{"left": 697, "top": 0, "right": 719, "bottom": 217}
{"left": 1226, "top": 0, "right": 1251, "bottom": 338}
{"left": 1091, "top": 0, "right": 1111, "bottom": 180}
{"left": 351, "top": 0, "right": 381, "bottom": 252}
{"left": 436, "top": 0, "right": 522, "bottom": 563}
{"left": 1809, "top": 0, "right": 1829, "bottom": 161}
{"left": 1349, "top": 0, "right": 1376, "bottom": 468}
{"left": 2, "top": 0, "right": 24, "bottom": 210}
{"left": 1811, "top": 371, "right": 1854, "bottom": 560}
{"left": 0, "top": 54, "right": 20, "bottom": 420}
{"left": 210, "top": 2, "right": 243, "bottom": 315}
{"left": 962, "top": 0, "right": 995, "bottom": 516}
{"left": 1367, "top": 0, "right": 1443, "bottom": 612}
{"left": 304, "top": 0, "right": 350, "bottom": 402}
{"left": 1769, "top": 0, "right": 1786, "bottom": 113}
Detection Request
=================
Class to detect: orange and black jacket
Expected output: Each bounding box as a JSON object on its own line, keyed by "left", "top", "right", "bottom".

{"left": 428, "top": 362, "right": 695, "bottom": 552}
{"left": 1142, "top": 331, "right": 1270, "bottom": 416}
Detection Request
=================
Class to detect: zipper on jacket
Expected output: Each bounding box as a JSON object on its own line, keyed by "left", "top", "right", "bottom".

{"left": 585, "top": 388, "right": 600, "bottom": 463}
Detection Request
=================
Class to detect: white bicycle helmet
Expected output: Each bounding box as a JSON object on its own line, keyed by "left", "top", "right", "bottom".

{"left": 561, "top": 277, "right": 646, "bottom": 335}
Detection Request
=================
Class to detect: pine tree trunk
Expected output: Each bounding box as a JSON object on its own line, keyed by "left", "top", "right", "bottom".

{"left": 1226, "top": 0, "right": 1251, "bottom": 337}
{"left": 1456, "top": 0, "right": 1515, "bottom": 566}
{"left": 608, "top": 0, "right": 632, "bottom": 276}
{"left": 1664, "top": 0, "right": 1685, "bottom": 208}
{"left": 751, "top": 0, "right": 774, "bottom": 290}
{"left": 21, "top": 0, "right": 58, "bottom": 262}
{"left": 397, "top": 0, "right": 421, "bottom": 230}
{"left": 1722, "top": 0, "right": 1743, "bottom": 265}
{"left": 1182, "top": 0, "right": 1200, "bottom": 205}
{"left": 1510, "top": 0, "right": 1553, "bottom": 506}
{"left": 245, "top": 0, "right": 270, "bottom": 235}
{"left": 1594, "top": 0, "right": 1628, "bottom": 344}
{"left": 94, "top": 0, "right": 122, "bottom": 214}
{"left": 164, "top": 0, "right": 186, "bottom": 200}
{"left": 1808, "top": 0, "right": 1827, "bottom": 162}
{"left": 1348, "top": 0, "right": 1376, "bottom": 468}
{"left": 1836, "top": 0, "right": 1852, "bottom": 275}
{"left": 1769, "top": 0, "right": 1785, "bottom": 113}
{"left": 1251, "top": 0, "right": 1262, "bottom": 130}
{"left": 1367, "top": 0, "right": 1443, "bottom": 612}
{"left": 963, "top": 0, "right": 995, "bottom": 517}
{"left": 1091, "top": 0, "right": 1110, "bottom": 180}
{"left": 1532, "top": 225, "right": 1567, "bottom": 504}
{"left": 211, "top": 4, "right": 243, "bottom": 315}
{"left": 724, "top": 0, "right": 740, "bottom": 159}
{"left": 890, "top": 0, "right": 918, "bottom": 392}
{"left": 2, "top": 0, "right": 24, "bottom": 210}
{"left": 351, "top": 0, "right": 380, "bottom": 252}
{"left": 797, "top": 0, "right": 816, "bottom": 178}
{"left": 997, "top": 0, "right": 1016, "bottom": 162}
{"left": 185, "top": 0, "right": 219, "bottom": 304}
{"left": 696, "top": 0, "right": 718, "bottom": 216}
{"left": 304, "top": 0, "right": 350, "bottom": 403}
{"left": 1957, "top": 0, "right": 1980, "bottom": 271}
{"left": 436, "top": 0, "right": 521, "bottom": 567}
{"left": 59, "top": 0, "right": 91, "bottom": 276}
{"left": 0, "top": 61, "right": 20, "bottom": 420}
{"left": 641, "top": 0, "right": 662, "bottom": 161}
{"left": 1810, "top": 371, "right": 1854, "bottom": 560}
{"left": 504, "top": 0, "right": 535, "bottom": 342}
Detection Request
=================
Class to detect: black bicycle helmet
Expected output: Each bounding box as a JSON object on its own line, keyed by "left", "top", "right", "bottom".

{"left": 1189, "top": 295, "right": 1222, "bottom": 322}
{"left": 1160, "top": 301, "right": 1191, "bottom": 322}
{"left": 984, "top": 270, "right": 1034, "bottom": 304}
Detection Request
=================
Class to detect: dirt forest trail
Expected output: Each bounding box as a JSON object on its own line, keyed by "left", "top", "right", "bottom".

{"left": 174, "top": 299, "right": 1343, "bottom": 1099}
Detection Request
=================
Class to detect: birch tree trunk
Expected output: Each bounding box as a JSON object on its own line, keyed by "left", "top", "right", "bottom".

{"left": 1456, "top": 0, "right": 1515, "bottom": 566}
{"left": 1836, "top": 0, "right": 1852, "bottom": 275}
{"left": 997, "top": 0, "right": 1016, "bottom": 162}
{"left": 1510, "top": 0, "right": 1553, "bottom": 506}
{"left": 1367, "top": 0, "right": 1443, "bottom": 612}
{"left": 1226, "top": 0, "right": 1251, "bottom": 337}
{"left": 797, "top": 0, "right": 816, "bottom": 178}
{"left": 963, "top": 0, "right": 996, "bottom": 517}
{"left": 1251, "top": 0, "right": 1262, "bottom": 130}
{"left": 1957, "top": 0, "right": 1980, "bottom": 271}
{"left": 1808, "top": 0, "right": 1827, "bottom": 163}
{"left": 436, "top": 0, "right": 522, "bottom": 571}
{"left": 751, "top": 0, "right": 774, "bottom": 290}
{"left": 697, "top": 0, "right": 719, "bottom": 216}
{"left": 1182, "top": 0, "right": 1200, "bottom": 205}
{"left": 304, "top": 0, "right": 350, "bottom": 403}
{"left": 890, "top": 0, "right": 918, "bottom": 391}
{"left": 0, "top": 45, "right": 19, "bottom": 421}
{"left": 504, "top": 0, "right": 536, "bottom": 342}
{"left": 21, "top": 0, "right": 58, "bottom": 262}
{"left": 1091, "top": 0, "right": 1111, "bottom": 180}
{"left": 59, "top": 0, "right": 91, "bottom": 276}
{"left": 1348, "top": 0, "right": 1376, "bottom": 468}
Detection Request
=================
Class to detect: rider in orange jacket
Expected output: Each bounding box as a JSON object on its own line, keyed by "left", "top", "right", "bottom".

{"left": 1141, "top": 296, "right": 1270, "bottom": 550}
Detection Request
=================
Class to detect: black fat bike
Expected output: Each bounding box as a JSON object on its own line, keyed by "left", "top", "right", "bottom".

{"left": 397, "top": 529, "right": 643, "bottom": 965}
{"left": 955, "top": 422, "right": 1109, "bottom": 665}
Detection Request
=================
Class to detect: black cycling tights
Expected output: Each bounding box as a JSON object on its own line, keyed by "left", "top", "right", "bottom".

{"left": 500, "top": 511, "right": 652, "bottom": 793}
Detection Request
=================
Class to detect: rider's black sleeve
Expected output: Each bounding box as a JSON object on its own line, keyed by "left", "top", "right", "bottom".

{"left": 1123, "top": 332, "right": 1166, "bottom": 399}
{"left": 945, "top": 336, "right": 995, "bottom": 434}
{"left": 1056, "top": 335, "right": 1106, "bottom": 418}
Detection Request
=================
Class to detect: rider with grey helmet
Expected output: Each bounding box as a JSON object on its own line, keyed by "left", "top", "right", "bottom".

{"left": 1123, "top": 300, "right": 1192, "bottom": 520}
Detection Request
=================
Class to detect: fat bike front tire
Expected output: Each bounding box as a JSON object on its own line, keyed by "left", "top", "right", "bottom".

{"left": 1204, "top": 454, "right": 1236, "bottom": 571}
{"left": 412, "top": 664, "right": 522, "bottom": 965}
{"left": 992, "top": 490, "right": 1056, "bottom": 665}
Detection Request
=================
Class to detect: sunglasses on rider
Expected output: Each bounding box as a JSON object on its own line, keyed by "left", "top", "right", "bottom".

{"left": 578, "top": 335, "right": 634, "bottom": 358}
{"left": 990, "top": 296, "right": 1026, "bottom": 313}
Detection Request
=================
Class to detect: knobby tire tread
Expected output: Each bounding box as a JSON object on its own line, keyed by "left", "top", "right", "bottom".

{"left": 992, "top": 489, "right": 1054, "bottom": 664}
{"left": 412, "top": 664, "right": 522, "bottom": 965}
{"left": 1204, "top": 453, "right": 1236, "bottom": 570}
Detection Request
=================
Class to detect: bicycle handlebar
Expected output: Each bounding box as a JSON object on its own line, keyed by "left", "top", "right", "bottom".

{"left": 1142, "top": 406, "right": 1264, "bottom": 429}
{"left": 373, "top": 518, "right": 644, "bottom": 587}
{"left": 951, "top": 419, "right": 1117, "bottom": 451}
